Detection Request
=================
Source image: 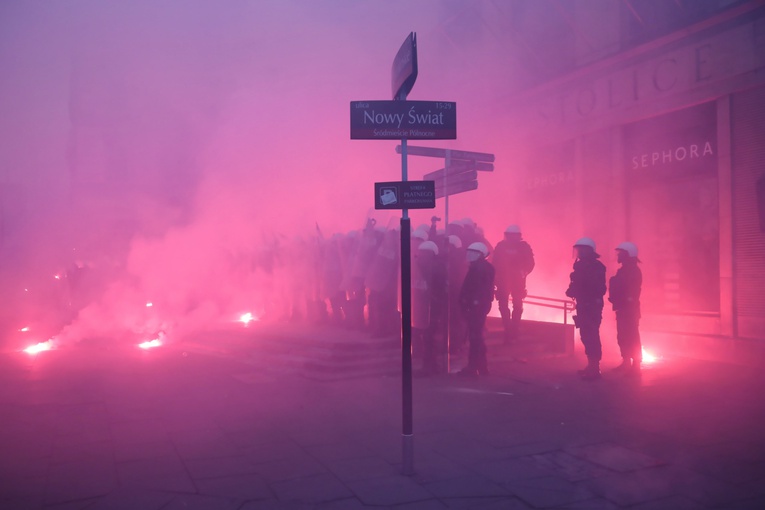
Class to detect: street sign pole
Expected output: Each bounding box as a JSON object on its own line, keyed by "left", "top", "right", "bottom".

{"left": 353, "top": 32, "right": 458, "bottom": 477}
{"left": 393, "top": 32, "right": 416, "bottom": 477}
{"left": 444, "top": 149, "right": 451, "bottom": 375}
{"left": 400, "top": 132, "right": 413, "bottom": 477}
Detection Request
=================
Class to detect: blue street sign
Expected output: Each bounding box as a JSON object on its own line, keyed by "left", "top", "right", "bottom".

{"left": 351, "top": 101, "right": 457, "bottom": 140}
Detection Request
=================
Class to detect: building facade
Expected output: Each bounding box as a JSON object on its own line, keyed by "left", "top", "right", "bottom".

{"left": 504, "top": 1, "right": 765, "bottom": 340}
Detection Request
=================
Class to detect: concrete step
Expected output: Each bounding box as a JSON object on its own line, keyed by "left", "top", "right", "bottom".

{"left": 182, "top": 318, "right": 575, "bottom": 381}
{"left": 183, "top": 324, "right": 402, "bottom": 381}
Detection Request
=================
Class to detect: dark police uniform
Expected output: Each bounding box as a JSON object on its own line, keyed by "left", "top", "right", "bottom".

{"left": 608, "top": 259, "right": 642, "bottom": 365}
{"left": 566, "top": 255, "right": 607, "bottom": 369}
{"left": 459, "top": 257, "right": 495, "bottom": 375}
{"left": 492, "top": 238, "right": 534, "bottom": 340}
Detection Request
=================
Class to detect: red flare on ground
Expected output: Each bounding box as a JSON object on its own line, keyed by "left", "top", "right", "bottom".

{"left": 239, "top": 312, "right": 257, "bottom": 326}
{"left": 23, "top": 341, "right": 53, "bottom": 355}
{"left": 138, "top": 339, "right": 162, "bottom": 349}
{"left": 642, "top": 347, "right": 659, "bottom": 364}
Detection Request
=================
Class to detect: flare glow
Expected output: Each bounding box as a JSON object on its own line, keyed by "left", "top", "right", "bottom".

{"left": 23, "top": 341, "right": 53, "bottom": 355}
{"left": 642, "top": 347, "right": 658, "bottom": 364}
{"left": 239, "top": 312, "right": 257, "bottom": 325}
{"left": 138, "top": 339, "right": 162, "bottom": 349}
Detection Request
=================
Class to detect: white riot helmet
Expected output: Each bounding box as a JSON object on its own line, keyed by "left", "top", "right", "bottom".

{"left": 447, "top": 235, "right": 462, "bottom": 249}
{"left": 411, "top": 229, "right": 428, "bottom": 241}
{"left": 616, "top": 241, "right": 638, "bottom": 258}
{"left": 460, "top": 217, "right": 476, "bottom": 230}
{"left": 505, "top": 224, "right": 521, "bottom": 234}
{"left": 573, "top": 237, "right": 596, "bottom": 251}
{"left": 418, "top": 240, "right": 439, "bottom": 255}
{"left": 467, "top": 242, "right": 489, "bottom": 258}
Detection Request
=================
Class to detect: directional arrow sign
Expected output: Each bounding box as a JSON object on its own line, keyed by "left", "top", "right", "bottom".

{"left": 396, "top": 145, "right": 494, "bottom": 163}
{"left": 438, "top": 160, "right": 494, "bottom": 172}
{"left": 424, "top": 164, "right": 487, "bottom": 181}
{"left": 392, "top": 32, "right": 418, "bottom": 100}
{"left": 467, "top": 161, "right": 494, "bottom": 172}
{"left": 435, "top": 180, "right": 478, "bottom": 199}
{"left": 431, "top": 170, "right": 478, "bottom": 187}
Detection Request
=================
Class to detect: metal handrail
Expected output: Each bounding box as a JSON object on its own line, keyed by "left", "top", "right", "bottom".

{"left": 523, "top": 294, "right": 575, "bottom": 326}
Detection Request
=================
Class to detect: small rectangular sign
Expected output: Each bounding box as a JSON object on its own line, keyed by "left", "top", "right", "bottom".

{"left": 351, "top": 101, "right": 456, "bottom": 140}
{"left": 375, "top": 180, "right": 436, "bottom": 210}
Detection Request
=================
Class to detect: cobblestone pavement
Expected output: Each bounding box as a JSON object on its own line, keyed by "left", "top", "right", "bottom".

{"left": 1, "top": 324, "right": 764, "bottom": 509}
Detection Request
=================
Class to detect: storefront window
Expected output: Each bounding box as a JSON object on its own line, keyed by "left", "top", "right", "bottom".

{"left": 624, "top": 102, "right": 719, "bottom": 314}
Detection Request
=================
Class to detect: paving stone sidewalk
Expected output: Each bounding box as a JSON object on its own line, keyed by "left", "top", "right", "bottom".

{"left": 1, "top": 326, "right": 764, "bottom": 509}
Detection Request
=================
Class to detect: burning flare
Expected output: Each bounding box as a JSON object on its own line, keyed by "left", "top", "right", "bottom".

{"left": 138, "top": 331, "right": 166, "bottom": 350}
{"left": 239, "top": 312, "right": 257, "bottom": 326}
{"left": 138, "top": 339, "right": 162, "bottom": 349}
{"left": 23, "top": 341, "right": 53, "bottom": 355}
{"left": 642, "top": 347, "right": 658, "bottom": 364}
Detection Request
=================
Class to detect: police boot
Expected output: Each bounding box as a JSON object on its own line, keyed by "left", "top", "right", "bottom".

{"left": 611, "top": 358, "right": 630, "bottom": 373}
{"left": 577, "top": 358, "right": 594, "bottom": 376}
{"left": 580, "top": 359, "right": 601, "bottom": 381}
{"left": 626, "top": 360, "right": 642, "bottom": 377}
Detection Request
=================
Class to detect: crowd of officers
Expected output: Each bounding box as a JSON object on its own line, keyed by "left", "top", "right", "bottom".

{"left": 278, "top": 217, "right": 641, "bottom": 381}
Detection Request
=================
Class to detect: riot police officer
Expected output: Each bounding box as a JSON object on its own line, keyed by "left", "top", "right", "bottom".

{"left": 566, "top": 237, "right": 607, "bottom": 381}
{"left": 415, "top": 240, "right": 448, "bottom": 375}
{"left": 608, "top": 241, "right": 643, "bottom": 376}
{"left": 492, "top": 225, "right": 535, "bottom": 342}
{"left": 457, "top": 242, "right": 495, "bottom": 377}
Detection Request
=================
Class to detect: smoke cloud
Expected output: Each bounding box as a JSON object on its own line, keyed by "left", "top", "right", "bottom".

{"left": 0, "top": 1, "right": 611, "bottom": 347}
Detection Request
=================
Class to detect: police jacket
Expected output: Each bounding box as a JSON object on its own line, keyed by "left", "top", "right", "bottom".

{"left": 459, "top": 258, "right": 495, "bottom": 316}
{"left": 608, "top": 260, "right": 642, "bottom": 315}
{"left": 565, "top": 256, "right": 606, "bottom": 305}
{"left": 493, "top": 239, "right": 535, "bottom": 287}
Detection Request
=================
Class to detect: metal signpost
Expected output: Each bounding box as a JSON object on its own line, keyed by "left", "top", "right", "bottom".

{"left": 399, "top": 145, "right": 495, "bottom": 372}
{"left": 352, "top": 31, "right": 434, "bottom": 476}
{"left": 392, "top": 31, "right": 418, "bottom": 478}
{"left": 353, "top": 32, "right": 485, "bottom": 475}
